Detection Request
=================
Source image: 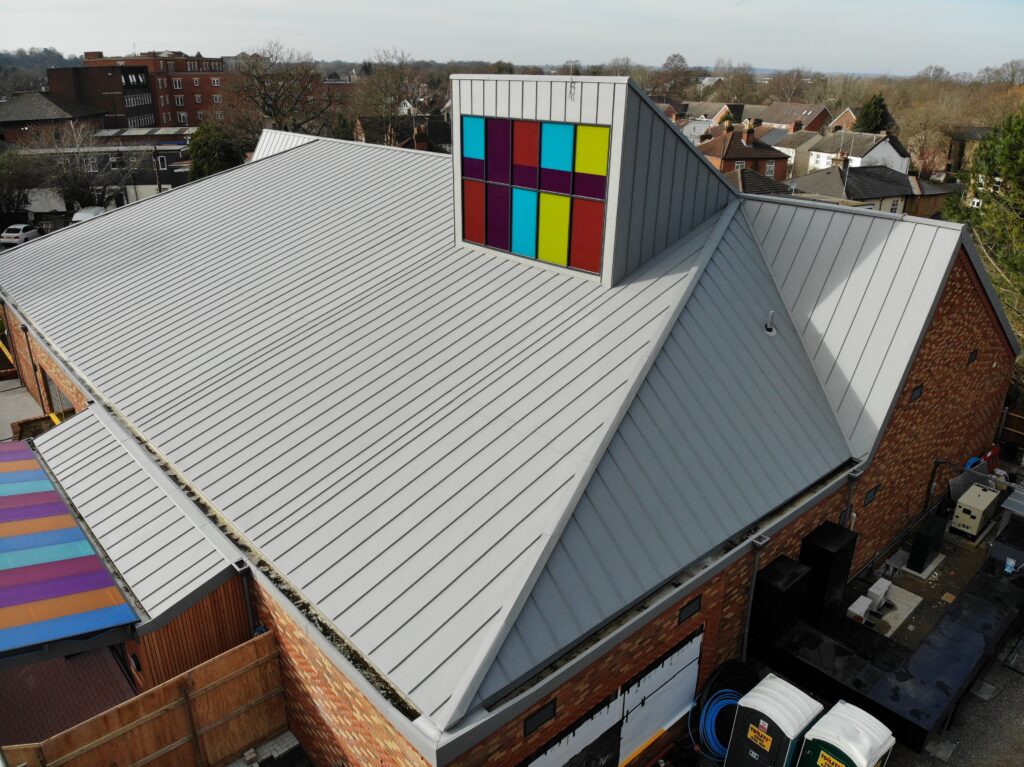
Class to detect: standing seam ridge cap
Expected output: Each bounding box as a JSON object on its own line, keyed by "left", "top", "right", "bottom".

{"left": 435, "top": 200, "right": 742, "bottom": 730}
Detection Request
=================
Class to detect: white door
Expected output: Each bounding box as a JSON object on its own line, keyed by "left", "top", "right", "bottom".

{"left": 529, "top": 698, "right": 621, "bottom": 767}
{"left": 618, "top": 632, "right": 702, "bottom": 765}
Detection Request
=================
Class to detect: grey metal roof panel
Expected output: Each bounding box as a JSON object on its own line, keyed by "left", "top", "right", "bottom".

{"left": 477, "top": 208, "right": 851, "bottom": 703}
{"left": 34, "top": 407, "right": 233, "bottom": 621}
{"left": 0, "top": 137, "right": 720, "bottom": 725}
{"left": 252, "top": 128, "right": 318, "bottom": 160}
{"left": 743, "top": 197, "right": 963, "bottom": 458}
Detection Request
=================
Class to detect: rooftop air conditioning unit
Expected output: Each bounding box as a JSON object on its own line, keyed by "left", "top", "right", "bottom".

{"left": 867, "top": 578, "right": 891, "bottom": 613}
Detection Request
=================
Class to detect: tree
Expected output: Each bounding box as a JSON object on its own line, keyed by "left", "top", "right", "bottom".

{"left": 188, "top": 122, "right": 245, "bottom": 180}
{"left": 854, "top": 93, "right": 891, "bottom": 132}
{"left": 656, "top": 53, "right": 690, "bottom": 104}
{"left": 0, "top": 151, "right": 37, "bottom": 228}
{"left": 225, "top": 41, "right": 343, "bottom": 146}
{"left": 770, "top": 68, "right": 809, "bottom": 102}
{"left": 355, "top": 49, "right": 416, "bottom": 146}
{"left": 28, "top": 120, "right": 132, "bottom": 210}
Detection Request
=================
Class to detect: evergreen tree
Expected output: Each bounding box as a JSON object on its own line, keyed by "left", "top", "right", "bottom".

{"left": 854, "top": 93, "right": 890, "bottom": 132}
{"left": 189, "top": 123, "right": 245, "bottom": 181}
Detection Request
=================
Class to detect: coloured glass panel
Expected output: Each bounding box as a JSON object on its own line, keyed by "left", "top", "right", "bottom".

{"left": 486, "top": 184, "right": 511, "bottom": 251}
{"left": 511, "top": 189, "right": 538, "bottom": 258}
{"left": 540, "top": 123, "right": 574, "bottom": 171}
{"left": 574, "top": 126, "right": 610, "bottom": 176}
{"left": 486, "top": 118, "right": 511, "bottom": 184}
{"left": 513, "top": 121, "right": 540, "bottom": 188}
{"left": 570, "top": 199, "right": 604, "bottom": 274}
{"left": 538, "top": 193, "right": 570, "bottom": 266}
{"left": 463, "top": 180, "right": 486, "bottom": 245}
{"left": 462, "top": 116, "right": 485, "bottom": 159}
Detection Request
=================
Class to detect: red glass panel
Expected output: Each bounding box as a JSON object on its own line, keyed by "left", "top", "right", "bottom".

{"left": 463, "top": 180, "right": 486, "bottom": 244}
{"left": 569, "top": 198, "right": 604, "bottom": 273}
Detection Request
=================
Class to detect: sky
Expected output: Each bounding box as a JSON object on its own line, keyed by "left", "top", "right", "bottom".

{"left": 3, "top": 0, "right": 1022, "bottom": 76}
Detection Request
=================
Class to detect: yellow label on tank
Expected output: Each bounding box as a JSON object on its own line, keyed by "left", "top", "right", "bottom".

{"left": 747, "top": 724, "right": 772, "bottom": 751}
{"left": 817, "top": 752, "right": 846, "bottom": 767}
{"left": 574, "top": 125, "right": 610, "bottom": 176}
{"left": 538, "top": 193, "right": 570, "bottom": 266}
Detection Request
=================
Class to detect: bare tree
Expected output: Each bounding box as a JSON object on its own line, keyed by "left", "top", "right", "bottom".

{"left": 26, "top": 120, "right": 133, "bottom": 210}
{"left": 355, "top": 49, "right": 416, "bottom": 146}
{"left": 770, "top": 68, "right": 809, "bottom": 103}
{"left": 225, "top": 40, "right": 342, "bottom": 146}
{"left": 656, "top": 53, "right": 690, "bottom": 104}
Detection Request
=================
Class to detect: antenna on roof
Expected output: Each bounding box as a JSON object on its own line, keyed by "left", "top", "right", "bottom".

{"left": 568, "top": 61, "right": 577, "bottom": 100}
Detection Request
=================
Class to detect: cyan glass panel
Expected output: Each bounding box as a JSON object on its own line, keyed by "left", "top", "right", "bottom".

{"left": 540, "top": 123, "right": 574, "bottom": 171}
{"left": 511, "top": 188, "right": 538, "bottom": 258}
{"left": 462, "top": 116, "right": 485, "bottom": 160}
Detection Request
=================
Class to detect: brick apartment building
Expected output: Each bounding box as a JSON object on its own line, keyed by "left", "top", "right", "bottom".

{"left": 0, "top": 74, "right": 1016, "bottom": 767}
{"left": 698, "top": 121, "right": 790, "bottom": 179}
{"left": 46, "top": 65, "right": 155, "bottom": 129}
{"left": 83, "top": 50, "right": 227, "bottom": 127}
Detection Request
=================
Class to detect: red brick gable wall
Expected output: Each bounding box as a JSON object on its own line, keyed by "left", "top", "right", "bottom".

{"left": 2, "top": 304, "right": 89, "bottom": 414}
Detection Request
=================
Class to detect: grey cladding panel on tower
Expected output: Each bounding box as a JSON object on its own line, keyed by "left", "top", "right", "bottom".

{"left": 611, "top": 86, "right": 733, "bottom": 284}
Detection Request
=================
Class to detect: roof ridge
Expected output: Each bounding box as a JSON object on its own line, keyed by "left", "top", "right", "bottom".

{"left": 435, "top": 200, "right": 742, "bottom": 729}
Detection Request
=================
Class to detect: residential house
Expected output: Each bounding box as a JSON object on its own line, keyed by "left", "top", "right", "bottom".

{"left": 83, "top": 50, "right": 227, "bottom": 127}
{"left": 829, "top": 104, "right": 898, "bottom": 133}
{"left": 0, "top": 92, "right": 104, "bottom": 143}
{"left": 47, "top": 66, "right": 156, "bottom": 129}
{"left": 0, "top": 74, "right": 1014, "bottom": 767}
{"left": 355, "top": 114, "right": 452, "bottom": 152}
{"left": 789, "top": 163, "right": 914, "bottom": 213}
{"left": 697, "top": 121, "right": 789, "bottom": 180}
{"left": 807, "top": 131, "right": 911, "bottom": 173}
{"left": 770, "top": 129, "right": 824, "bottom": 178}
{"left": 757, "top": 101, "right": 832, "bottom": 132}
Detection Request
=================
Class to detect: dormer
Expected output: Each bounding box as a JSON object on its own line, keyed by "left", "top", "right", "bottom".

{"left": 450, "top": 75, "right": 734, "bottom": 287}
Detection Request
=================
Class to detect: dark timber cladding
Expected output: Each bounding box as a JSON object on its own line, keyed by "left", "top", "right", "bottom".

{"left": 612, "top": 87, "right": 733, "bottom": 283}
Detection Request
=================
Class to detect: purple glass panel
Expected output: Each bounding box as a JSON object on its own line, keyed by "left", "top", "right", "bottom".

{"left": 486, "top": 184, "right": 511, "bottom": 250}
{"left": 486, "top": 119, "right": 511, "bottom": 184}
{"left": 0, "top": 570, "right": 114, "bottom": 608}
{"left": 539, "top": 168, "right": 572, "bottom": 194}
{"left": 462, "top": 157, "right": 485, "bottom": 180}
{"left": 574, "top": 172, "right": 607, "bottom": 200}
{"left": 0, "top": 555, "right": 105, "bottom": 589}
{"left": 513, "top": 164, "right": 538, "bottom": 188}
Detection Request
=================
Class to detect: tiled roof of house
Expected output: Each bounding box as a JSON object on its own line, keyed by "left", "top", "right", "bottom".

{"left": 811, "top": 131, "right": 910, "bottom": 159}
{"left": 722, "top": 167, "right": 793, "bottom": 195}
{"left": 759, "top": 101, "right": 830, "bottom": 126}
{"left": 789, "top": 165, "right": 914, "bottom": 200}
{"left": 0, "top": 92, "right": 104, "bottom": 123}
{"left": 771, "top": 130, "right": 823, "bottom": 150}
{"left": 698, "top": 129, "right": 790, "bottom": 161}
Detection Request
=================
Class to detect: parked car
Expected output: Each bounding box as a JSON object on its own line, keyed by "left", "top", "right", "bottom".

{"left": 0, "top": 224, "right": 41, "bottom": 247}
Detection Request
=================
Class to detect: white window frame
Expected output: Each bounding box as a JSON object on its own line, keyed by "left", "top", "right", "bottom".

{"left": 172, "top": 78, "right": 182, "bottom": 89}
{"left": 158, "top": 155, "right": 168, "bottom": 171}
{"left": 765, "top": 160, "right": 776, "bottom": 176}
{"left": 193, "top": 77, "right": 200, "bottom": 87}
{"left": 195, "top": 94, "right": 202, "bottom": 104}
{"left": 212, "top": 77, "right": 221, "bottom": 87}
{"left": 213, "top": 94, "right": 222, "bottom": 104}
{"left": 889, "top": 199, "right": 900, "bottom": 213}
{"left": 197, "top": 111, "right": 205, "bottom": 121}
{"left": 177, "top": 111, "right": 188, "bottom": 125}
{"left": 85, "top": 157, "right": 98, "bottom": 173}
{"left": 214, "top": 111, "right": 224, "bottom": 121}
{"left": 108, "top": 155, "right": 119, "bottom": 170}
{"left": 734, "top": 161, "right": 746, "bottom": 170}
{"left": 174, "top": 95, "right": 185, "bottom": 107}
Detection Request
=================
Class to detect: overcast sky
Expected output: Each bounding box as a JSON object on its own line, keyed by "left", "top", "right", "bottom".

{"left": 4, "top": 0, "right": 1021, "bottom": 75}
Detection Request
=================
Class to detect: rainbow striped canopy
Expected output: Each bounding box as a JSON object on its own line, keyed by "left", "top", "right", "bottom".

{"left": 0, "top": 442, "right": 136, "bottom": 654}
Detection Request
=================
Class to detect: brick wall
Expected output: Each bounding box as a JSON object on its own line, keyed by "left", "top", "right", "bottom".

{"left": 2, "top": 304, "right": 89, "bottom": 414}
{"left": 249, "top": 580, "right": 431, "bottom": 767}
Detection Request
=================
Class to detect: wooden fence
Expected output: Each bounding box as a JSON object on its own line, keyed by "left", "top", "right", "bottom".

{"left": 2, "top": 631, "right": 287, "bottom": 767}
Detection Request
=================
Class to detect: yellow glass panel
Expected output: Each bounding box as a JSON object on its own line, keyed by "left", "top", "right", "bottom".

{"left": 574, "top": 125, "right": 610, "bottom": 177}
{"left": 538, "top": 193, "right": 570, "bottom": 266}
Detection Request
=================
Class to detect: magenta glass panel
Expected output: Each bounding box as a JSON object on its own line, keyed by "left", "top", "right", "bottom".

{"left": 486, "top": 118, "right": 511, "bottom": 184}
{"left": 513, "top": 165, "right": 538, "bottom": 188}
{"left": 539, "top": 168, "right": 572, "bottom": 194}
{"left": 463, "top": 157, "right": 485, "bottom": 180}
{"left": 574, "top": 172, "right": 607, "bottom": 200}
{"left": 486, "top": 184, "right": 511, "bottom": 250}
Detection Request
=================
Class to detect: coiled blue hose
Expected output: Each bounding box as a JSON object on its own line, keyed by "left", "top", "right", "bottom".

{"left": 697, "top": 688, "right": 741, "bottom": 760}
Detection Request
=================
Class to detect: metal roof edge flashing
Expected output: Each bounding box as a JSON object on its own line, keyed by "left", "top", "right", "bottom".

{"left": 434, "top": 200, "right": 742, "bottom": 730}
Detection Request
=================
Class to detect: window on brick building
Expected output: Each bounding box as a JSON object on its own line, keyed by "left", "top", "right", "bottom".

{"left": 213, "top": 94, "right": 223, "bottom": 104}
{"left": 172, "top": 78, "right": 182, "bottom": 89}
{"left": 968, "top": 348, "right": 979, "bottom": 364}
{"left": 193, "top": 77, "right": 201, "bottom": 87}
{"left": 765, "top": 160, "right": 775, "bottom": 176}
{"left": 212, "top": 77, "right": 221, "bottom": 86}
{"left": 195, "top": 94, "right": 202, "bottom": 104}
{"left": 678, "top": 595, "right": 701, "bottom": 624}
{"left": 215, "top": 111, "right": 224, "bottom": 121}
{"left": 524, "top": 699, "right": 556, "bottom": 737}
{"left": 158, "top": 77, "right": 166, "bottom": 89}
{"left": 175, "top": 95, "right": 185, "bottom": 107}
{"left": 177, "top": 112, "right": 188, "bottom": 124}
{"left": 734, "top": 161, "right": 746, "bottom": 170}
{"left": 864, "top": 484, "right": 880, "bottom": 506}
{"left": 911, "top": 384, "right": 924, "bottom": 402}
{"left": 158, "top": 155, "right": 167, "bottom": 171}
{"left": 197, "top": 111, "right": 205, "bottom": 121}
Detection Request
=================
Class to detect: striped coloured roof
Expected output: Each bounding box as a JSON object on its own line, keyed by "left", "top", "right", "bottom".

{"left": 0, "top": 442, "right": 136, "bottom": 655}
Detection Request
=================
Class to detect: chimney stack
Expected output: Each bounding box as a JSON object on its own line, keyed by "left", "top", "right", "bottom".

{"left": 833, "top": 153, "right": 851, "bottom": 172}
{"left": 742, "top": 120, "right": 755, "bottom": 146}
{"left": 722, "top": 120, "right": 734, "bottom": 133}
